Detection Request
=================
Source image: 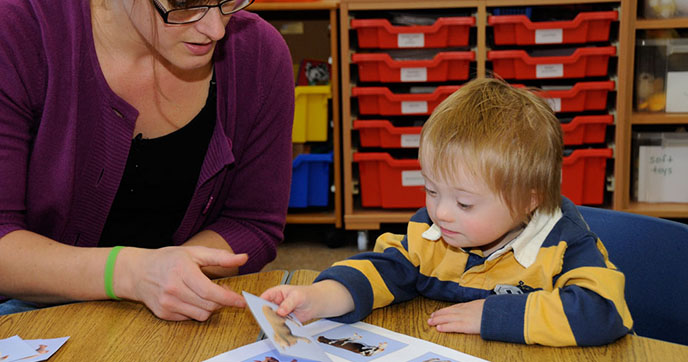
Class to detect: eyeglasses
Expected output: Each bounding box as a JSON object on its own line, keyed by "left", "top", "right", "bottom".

{"left": 151, "top": 0, "right": 255, "bottom": 25}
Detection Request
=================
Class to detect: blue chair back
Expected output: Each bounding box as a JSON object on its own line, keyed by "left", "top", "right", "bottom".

{"left": 577, "top": 206, "right": 688, "bottom": 345}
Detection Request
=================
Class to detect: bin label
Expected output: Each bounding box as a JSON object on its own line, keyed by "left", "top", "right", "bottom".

{"left": 535, "top": 29, "right": 563, "bottom": 44}
{"left": 401, "top": 67, "right": 428, "bottom": 82}
{"left": 402, "top": 101, "right": 428, "bottom": 114}
{"left": 401, "top": 134, "right": 421, "bottom": 148}
{"left": 402, "top": 170, "right": 424, "bottom": 186}
{"left": 536, "top": 64, "right": 564, "bottom": 78}
{"left": 545, "top": 98, "right": 562, "bottom": 112}
{"left": 398, "top": 33, "right": 424, "bottom": 48}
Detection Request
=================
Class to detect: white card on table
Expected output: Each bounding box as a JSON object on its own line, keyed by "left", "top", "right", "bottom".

{"left": 0, "top": 335, "right": 36, "bottom": 361}
{"left": 242, "top": 291, "right": 331, "bottom": 362}
{"left": 21, "top": 337, "right": 70, "bottom": 362}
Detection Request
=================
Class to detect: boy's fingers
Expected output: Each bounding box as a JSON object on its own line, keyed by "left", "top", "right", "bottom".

{"left": 276, "top": 294, "right": 301, "bottom": 317}
{"left": 260, "top": 288, "right": 284, "bottom": 304}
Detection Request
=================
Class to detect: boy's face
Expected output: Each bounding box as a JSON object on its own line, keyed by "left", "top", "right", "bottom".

{"left": 422, "top": 166, "right": 523, "bottom": 255}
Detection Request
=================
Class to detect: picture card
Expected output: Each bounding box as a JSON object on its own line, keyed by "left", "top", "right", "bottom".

{"left": 204, "top": 339, "right": 322, "bottom": 362}
{"left": 242, "top": 291, "right": 331, "bottom": 362}
{"left": 0, "top": 335, "right": 36, "bottom": 361}
{"left": 313, "top": 324, "right": 405, "bottom": 361}
{"left": 21, "top": 337, "right": 70, "bottom": 362}
{"left": 302, "top": 320, "right": 489, "bottom": 362}
{"left": 206, "top": 318, "right": 490, "bottom": 362}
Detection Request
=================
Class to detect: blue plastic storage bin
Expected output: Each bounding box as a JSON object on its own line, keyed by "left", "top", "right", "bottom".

{"left": 289, "top": 152, "right": 333, "bottom": 208}
{"left": 492, "top": 7, "right": 532, "bottom": 18}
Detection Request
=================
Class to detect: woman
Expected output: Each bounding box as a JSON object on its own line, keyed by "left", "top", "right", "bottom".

{"left": 0, "top": 0, "right": 294, "bottom": 321}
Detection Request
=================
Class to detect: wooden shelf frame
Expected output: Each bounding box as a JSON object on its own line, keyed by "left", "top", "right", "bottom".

{"left": 339, "top": 0, "right": 644, "bottom": 230}
{"left": 251, "top": 0, "right": 688, "bottom": 228}
{"left": 631, "top": 113, "right": 688, "bottom": 125}
{"left": 251, "top": 0, "right": 339, "bottom": 11}
{"left": 622, "top": 202, "right": 688, "bottom": 218}
{"left": 635, "top": 17, "right": 688, "bottom": 29}
{"left": 253, "top": 1, "right": 343, "bottom": 227}
{"left": 340, "top": 0, "right": 486, "bottom": 230}
{"left": 617, "top": 2, "right": 688, "bottom": 218}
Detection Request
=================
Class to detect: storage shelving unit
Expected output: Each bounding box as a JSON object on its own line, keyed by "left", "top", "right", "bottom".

{"left": 340, "top": 0, "right": 483, "bottom": 232}
{"left": 253, "top": 0, "right": 687, "bottom": 240}
{"left": 340, "top": 0, "right": 634, "bottom": 237}
{"left": 251, "top": 0, "right": 343, "bottom": 228}
{"left": 618, "top": 2, "right": 688, "bottom": 218}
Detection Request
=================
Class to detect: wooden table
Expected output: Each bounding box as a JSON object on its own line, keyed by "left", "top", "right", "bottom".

{"left": 289, "top": 269, "right": 688, "bottom": 362}
{"left": 0, "top": 270, "right": 288, "bottom": 362}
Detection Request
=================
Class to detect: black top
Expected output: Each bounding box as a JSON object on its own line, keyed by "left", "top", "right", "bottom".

{"left": 99, "top": 79, "right": 216, "bottom": 249}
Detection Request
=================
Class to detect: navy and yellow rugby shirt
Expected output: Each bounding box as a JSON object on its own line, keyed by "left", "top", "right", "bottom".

{"left": 314, "top": 197, "right": 633, "bottom": 346}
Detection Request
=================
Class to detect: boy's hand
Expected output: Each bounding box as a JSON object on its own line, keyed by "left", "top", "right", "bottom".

{"left": 260, "top": 285, "right": 318, "bottom": 322}
{"left": 261, "top": 280, "right": 355, "bottom": 323}
{"left": 427, "top": 299, "right": 485, "bottom": 334}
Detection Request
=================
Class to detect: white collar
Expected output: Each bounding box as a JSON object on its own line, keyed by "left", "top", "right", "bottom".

{"left": 421, "top": 208, "right": 563, "bottom": 268}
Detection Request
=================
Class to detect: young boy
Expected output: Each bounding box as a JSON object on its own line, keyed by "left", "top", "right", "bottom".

{"left": 262, "top": 78, "right": 633, "bottom": 346}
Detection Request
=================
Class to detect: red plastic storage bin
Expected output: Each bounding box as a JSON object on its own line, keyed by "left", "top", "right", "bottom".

{"left": 353, "top": 86, "right": 460, "bottom": 116}
{"left": 489, "top": 11, "right": 618, "bottom": 45}
{"left": 562, "top": 148, "right": 612, "bottom": 205}
{"left": 354, "top": 152, "right": 425, "bottom": 208}
{"left": 354, "top": 120, "right": 422, "bottom": 148}
{"left": 512, "top": 81, "right": 615, "bottom": 113}
{"left": 488, "top": 46, "right": 616, "bottom": 79}
{"left": 352, "top": 51, "right": 475, "bottom": 82}
{"left": 539, "top": 81, "right": 615, "bottom": 113}
{"left": 561, "top": 115, "right": 613, "bottom": 145}
{"left": 351, "top": 17, "right": 475, "bottom": 49}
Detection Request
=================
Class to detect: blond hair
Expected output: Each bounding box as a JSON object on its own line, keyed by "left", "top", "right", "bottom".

{"left": 418, "top": 78, "right": 563, "bottom": 219}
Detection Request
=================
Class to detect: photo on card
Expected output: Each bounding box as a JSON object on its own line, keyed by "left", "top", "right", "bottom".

{"left": 242, "top": 349, "right": 322, "bottom": 362}
{"left": 408, "top": 352, "right": 462, "bottom": 362}
{"left": 0, "top": 335, "right": 37, "bottom": 361}
{"left": 22, "top": 337, "right": 70, "bottom": 362}
{"left": 315, "top": 325, "right": 406, "bottom": 361}
{"left": 242, "top": 292, "right": 331, "bottom": 362}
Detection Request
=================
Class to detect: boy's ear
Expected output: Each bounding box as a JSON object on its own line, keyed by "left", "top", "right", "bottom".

{"left": 528, "top": 190, "right": 540, "bottom": 213}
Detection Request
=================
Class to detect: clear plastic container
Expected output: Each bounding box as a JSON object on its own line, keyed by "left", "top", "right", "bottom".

{"left": 635, "top": 38, "right": 688, "bottom": 112}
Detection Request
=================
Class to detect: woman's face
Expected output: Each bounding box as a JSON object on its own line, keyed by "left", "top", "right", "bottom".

{"left": 124, "top": 0, "right": 231, "bottom": 70}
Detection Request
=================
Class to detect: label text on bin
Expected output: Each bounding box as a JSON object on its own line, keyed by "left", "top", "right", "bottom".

{"left": 536, "top": 64, "right": 564, "bottom": 78}
{"left": 401, "top": 134, "right": 421, "bottom": 148}
{"left": 398, "top": 33, "right": 424, "bottom": 48}
{"left": 402, "top": 170, "right": 424, "bottom": 186}
{"left": 535, "top": 29, "right": 563, "bottom": 44}
{"left": 545, "top": 98, "right": 562, "bottom": 112}
{"left": 401, "top": 67, "right": 428, "bottom": 82}
{"left": 402, "top": 101, "right": 428, "bottom": 114}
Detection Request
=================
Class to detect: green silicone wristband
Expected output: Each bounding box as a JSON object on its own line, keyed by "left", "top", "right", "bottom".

{"left": 104, "top": 246, "right": 124, "bottom": 300}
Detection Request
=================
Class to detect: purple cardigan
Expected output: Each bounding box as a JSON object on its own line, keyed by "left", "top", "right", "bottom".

{"left": 0, "top": 0, "right": 294, "bottom": 273}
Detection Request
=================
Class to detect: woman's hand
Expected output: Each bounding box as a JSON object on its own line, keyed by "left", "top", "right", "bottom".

{"left": 261, "top": 280, "right": 355, "bottom": 323}
{"left": 427, "top": 299, "right": 485, "bottom": 334}
{"left": 115, "top": 246, "right": 248, "bottom": 321}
